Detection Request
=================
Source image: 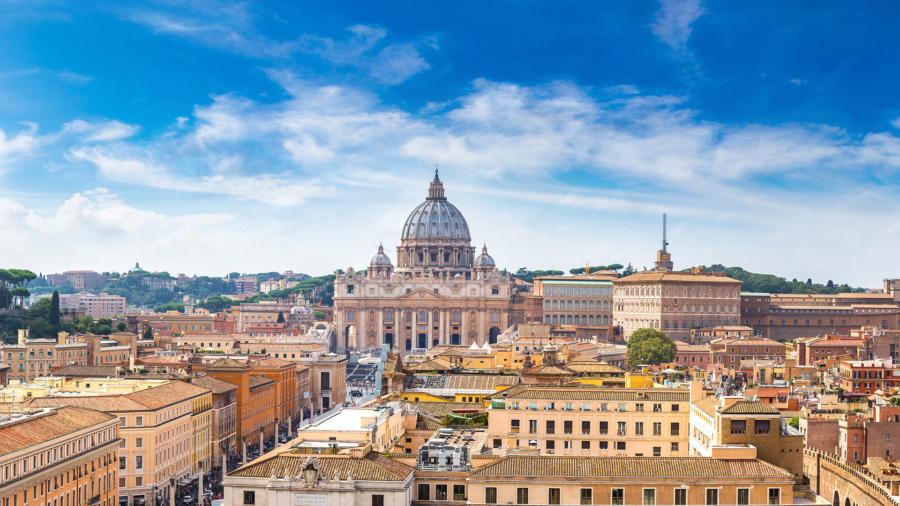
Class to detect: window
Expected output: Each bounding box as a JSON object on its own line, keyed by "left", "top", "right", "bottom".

{"left": 612, "top": 489, "right": 624, "bottom": 506}
{"left": 706, "top": 489, "right": 718, "bottom": 505}
{"left": 418, "top": 484, "right": 430, "bottom": 500}
{"left": 635, "top": 422, "right": 643, "bottom": 436}
{"left": 582, "top": 421, "right": 590, "bottom": 434}
{"left": 653, "top": 403, "right": 662, "bottom": 412}
{"left": 135, "top": 456, "right": 143, "bottom": 470}
{"left": 653, "top": 422, "right": 662, "bottom": 436}
{"left": 580, "top": 489, "right": 592, "bottom": 505}
{"left": 671, "top": 422, "right": 680, "bottom": 436}
{"left": 737, "top": 489, "right": 750, "bottom": 505}
{"left": 598, "top": 421, "right": 608, "bottom": 435}
{"left": 653, "top": 446, "right": 661, "bottom": 457}
{"left": 372, "top": 496, "right": 384, "bottom": 506}
{"left": 118, "top": 458, "right": 125, "bottom": 470}
{"left": 546, "top": 420, "right": 555, "bottom": 434}
{"left": 768, "top": 489, "right": 780, "bottom": 505}
{"left": 529, "top": 420, "right": 538, "bottom": 433}
{"left": 517, "top": 488, "right": 529, "bottom": 505}
{"left": 564, "top": 441, "right": 573, "bottom": 450}
{"left": 616, "top": 441, "right": 626, "bottom": 451}
{"left": 453, "top": 485, "right": 466, "bottom": 501}
{"left": 135, "top": 416, "right": 143, "bottom": 427}
{"left": 549, "top": 488, "right": 561, "bottom": 505}
{"left": 485, "top": 488, "right": 498, "bottom": 504}
{"left": 756, "top": 420, "right": 770, "bottom": 434}
{"left": 546, "top": 440, "right": 555, "bottom": 450}
{"left": 436, "top": 485, "right": 448, "bottom": 501}
{"left": 564, "top": 421, "right": 573, "bottom": 434}
{"left": 618, "top": 421, "right": 627, "bottom": 435}
{"left": 243, "top": 492, "right": 255, "bottom": 505}
{"left": 643, "top": 489, "right": 655, "bottom": 505}
{"left": 731, "top": 420, "right": 746, "bottom": 434}
{"left": 135, "top": 438, "right": 143, "bottom": 448}
{"left": 671, "top": 442, "right": 679, "bottom": 452}
{"left": 675, "top": 489, "right": 687, "bottom": 506}
{"left": 582, "top": 440, "right": 590, "bottom": 450}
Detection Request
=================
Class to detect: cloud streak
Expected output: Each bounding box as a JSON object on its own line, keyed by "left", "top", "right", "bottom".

{"left": 651, "top": 0, "right": 705, "bottom": 53}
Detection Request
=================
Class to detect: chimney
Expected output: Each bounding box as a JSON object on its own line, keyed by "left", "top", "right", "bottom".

{"left": 57, "top": 332, "right": 69, "bottom": 345}
{"left": 17, "top": 329, "right": 27, "bottom": 346}
{"left": 129, "top": 354, "right": 135, "bottom": 370}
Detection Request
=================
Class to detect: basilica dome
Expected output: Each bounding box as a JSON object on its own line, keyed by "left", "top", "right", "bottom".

{"left": 401, "top": 200, "right": 471, "bottom": 241}
{"left": 474, "top": 245, "right": 495, "bottom": 267}
{"left": 370, "top": 243, "right": 392, "bottom": 265}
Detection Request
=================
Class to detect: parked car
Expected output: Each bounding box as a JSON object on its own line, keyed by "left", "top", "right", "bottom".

{"left": 182, "top": 496, "right": 194, "bottom": 504}
{"left": 350, "top": 390, "right": 363, "bottom": 397}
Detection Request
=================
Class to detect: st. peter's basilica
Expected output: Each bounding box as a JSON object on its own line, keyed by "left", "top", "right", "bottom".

{"left": 332, "top": 171, "right": 514, "bottom": 354}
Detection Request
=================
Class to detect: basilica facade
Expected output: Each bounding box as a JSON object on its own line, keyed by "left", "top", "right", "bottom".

{"left": 333, "top": 171, "right": 513, "bottom": 354}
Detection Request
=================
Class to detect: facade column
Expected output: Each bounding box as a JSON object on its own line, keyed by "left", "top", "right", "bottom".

{"left": 478, "top": 308, "right": 485, "bottom": 345}
{"left": 377, "top": 309, "right": 384, "bottom": 348}
{"left": 411, "top": 309, "right": 418, "bottom": 352}
{"left": 439, "top": 310, "right": 446, "bottom": 345}
{"left": 461, "top": 309, "right": 468, "bottom": 345}
{"left": 242, "top": 438, "right": 247, "bottom": 464}
{"left": 427, "top": 310, "right": 433, "bottom": 348}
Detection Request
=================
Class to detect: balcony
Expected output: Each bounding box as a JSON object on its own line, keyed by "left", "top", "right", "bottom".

{"left": 617, "top": 430, "right": 627, "bottom": 436}
{"left": 89, "top": 496, "right": 101, "bottom": 505}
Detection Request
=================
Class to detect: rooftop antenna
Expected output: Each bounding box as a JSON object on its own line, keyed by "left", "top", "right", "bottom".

{"left": 662, "top": 213, "right": 669, "bottom": 253}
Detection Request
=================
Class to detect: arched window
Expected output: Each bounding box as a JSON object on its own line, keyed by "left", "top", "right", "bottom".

{"left": 589, "top": 316, "right": 594, "bottom": 325}
{"left": 574, "top": 315, "right": 580, "bottom": 325}
{"left": 574, "top": 300, "right": 580, "bottom": 310}
{"left": 582, "top": 300, "right": 587, "bottom": 309}
{"left": 492, "top": 311, "right": 498, "bottom": 323}
{"left": 691, "top": 304, "right": 695, "bottom": 312}
{"left": 552, "top": 300, "right": 559, "bottom": 310}
{"left": 664, "top": 321, "right": 669, "bottom": 329}
{"left": 419, "top": 311, "right": 426, "bottom": 321}
{"left": 682, "top": 322, "right": 688, "bottom": 329}
{"left": 842, "top": 319, "right": 846, "bottom": 325}
{"left": 793, "top": 319, "right": 798, "bottom": 325}
{"left": 683, "top": 304, "right": 688, "bottom": 312}
{"left": 545, "top": 315, "right": 551, "bottom": 324}
{"left": 385, "top": 310, "right": 393, "bottom": 322}
{"left": 588, "top": 301, "right": 594, "bottom": 310}
{"left": 567, "top": 300, "right": 573, "bottom": 310}
{"left": 603, "top": 315, "right": 609, "bottom": 324}
{"left": 369, "top": 311, "right": 375, "bottom": 322}
{"left": 453, "top": 310, "right": 459, "bottom": 322}
{"left": 566, "top": 315, "right": 573, "bottom": 325}
{"left": 545, "top": 300, "right": 551, "bottom": 309}
{"left": 406, "top": 311, "right": 412, "bottom": 322}
{"left": 552, "top": 315, "right": 558, "bottom": 324}
{"left": 867, "top": 319, "right": 871, "bottom": 326}
{"left": 817, "top": 319, "right": 821, "bottom": 325}
{"left": 782, "top": 319, "right": 786, "bottom": 325}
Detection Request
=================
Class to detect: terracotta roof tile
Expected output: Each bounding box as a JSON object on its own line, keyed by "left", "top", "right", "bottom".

{"left": 692, "top": 396, "right": 719, "bottom": 418}
{"left": 719, "top": 400, "right": 781, "bottom": 415}
{"left": 228, "top": 453, "right": 412, "bottom": 481}
{"left": 53, "top": 365, "right": 118, "bottom": 378}
{"left": 0, "top": 407, "right": 116, "bottom": 457}
{"left": 191, "top": 375, "right": 238, "bottom": 394}
{"left": 469, "top": 456, "right": 792, "bottom": 478}
{"left": 403, "top": 402, "right": 484, "bottom": 419}
{"left": 505, "top": 387, "right": 689, "bottom": 402}
{"left": 249, "top": 375, "right": 275, "bottom": 390}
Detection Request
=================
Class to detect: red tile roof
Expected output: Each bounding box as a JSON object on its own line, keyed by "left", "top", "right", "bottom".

{"left": 0, "top": 406, "right": 116, "bottom": 457}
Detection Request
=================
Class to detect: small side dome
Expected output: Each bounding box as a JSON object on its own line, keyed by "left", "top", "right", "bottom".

{"left": 370, "top": 242, "right": 392, "bottom": 266}
{"left": 454, "top": 273, "right": 463, "bottom": 280}
{"left": 474, "top": 244, "right": 495, "bottom": 267}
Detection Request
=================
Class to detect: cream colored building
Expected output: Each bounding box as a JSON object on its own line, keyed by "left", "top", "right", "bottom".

{"left": 334, "top": 172, "right": 514, "bottom": 355}
{"left": 487, "top": 383, "right": 705, "bottom": 456}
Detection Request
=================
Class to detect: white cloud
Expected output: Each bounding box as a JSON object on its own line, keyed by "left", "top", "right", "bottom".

{"left": 64, "top": 119, "right": 140, "bottom": 141}
{"left": 791, "top": 78, "right": 807, "bottom": 86}
{"left": 128, "top": 4, "right": 430, "bottom": 84}
{"left": 58, "top": 71, "right": 94, "bottom": 84}
{"left": 651, "top": 0, "right": 705, "bottom": 53}
{"left": 604, "top": 84, "right": 640, "bottom": 95}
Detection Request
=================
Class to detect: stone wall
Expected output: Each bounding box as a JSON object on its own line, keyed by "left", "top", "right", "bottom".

{"left": 805, "top": 448, "right": 900, "bottom": 506}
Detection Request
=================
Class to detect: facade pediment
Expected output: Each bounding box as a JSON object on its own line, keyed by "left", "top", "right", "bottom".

{"left": 400, "top": 288, "right": 445, "bottom": 299}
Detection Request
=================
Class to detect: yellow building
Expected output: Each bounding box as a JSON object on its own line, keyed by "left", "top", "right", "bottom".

{"left": 190, "top": 389, "right": 214, "bottom": 472}
{"left": 0, "top": 376, "right": 170, "bottom": 402}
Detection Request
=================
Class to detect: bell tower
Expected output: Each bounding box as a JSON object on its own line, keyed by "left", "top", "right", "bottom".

{"left": 655, "top": 214, "right": 674, "bottom": 272}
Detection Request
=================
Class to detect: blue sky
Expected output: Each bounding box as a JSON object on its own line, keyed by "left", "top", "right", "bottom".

{"left": 2, "top": 0, "right": 900, "bottom": 287}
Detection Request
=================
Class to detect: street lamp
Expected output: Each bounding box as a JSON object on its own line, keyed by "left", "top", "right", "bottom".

{"left": 169, "top": 477, "right": 175, "bottom": 506}
{"left": 197, "top": 460, "right": 204, "bottom": 506}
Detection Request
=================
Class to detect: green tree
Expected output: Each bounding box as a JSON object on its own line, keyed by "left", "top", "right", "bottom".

{"left": 788, "top": 417, "right": 800, "bottom": 430}
{"left": 621, "top": 263, "right": 636, "bottom": 277}
{"left": 10, "top": 287, "right": 30, "bottom": 306}
{"left": 143, "top": 326, "right": 153, "bottom": 340}
{"left": 827, "top": 280, "right": 834, "bottom": 288}
{"left": 116, "top": 322, "right": 127, "bottom": 332}
{"left": 49, "top": 291, "right": 60, "bottom": 327}
{"left": 606, "top": 263, "right": 624, "bottom": 272}
{"left": 228, "top": 272, "right": 240, "bottom": 279}
{"left": 626, "top": 328, "right": 676, "bottom": 369}
{"left": 314, "top": 311, "right": 326, "bottom": 320}
{"left": 276, "top": 311, "right": 285, "bottom": 323}
{"left": 29, "top": 317, "right": 52, "bottom": 338}
{"left": 28, "top": 297, "right": 52, "bottom": 320}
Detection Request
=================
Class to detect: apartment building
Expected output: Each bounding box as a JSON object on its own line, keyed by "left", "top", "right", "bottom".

{"left": 487, "top": 384, "right": 703, "bottom": 456}
{"left": 690, "top": 397, "right": 803, "bottom": 483}
{"left": 709, "top": 337, "right": 784, "bottom": 369}
{"left": 202, "top": 359, "right": 276, "bottom": 447}
{"left": 0, "top": 331, "right": 90, "bottom": 384}
{"left": 243, "top": 357, "right": 298, "bottom": 426}
{"left": 46, "top": 271, "right": 108, "bottom": 290}
{"left": 838, "top": 358, "right": 900, "bottom": 395}
{"left": 75, "top": 294, "right": 126, "bottom": 319}
{"left": 0, "top": 406, "right": 120, "bottom": 506}
{"left": 189, "top": 376, "right": 237, "bottom": 458}
{"left": 24, "top": 381, "right": 213, "bottom": 506}
{"left": 464, "top": 455, "right": 795, "bottom": 506}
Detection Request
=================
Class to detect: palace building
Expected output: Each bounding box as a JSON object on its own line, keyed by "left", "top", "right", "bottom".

{"left": 333, "top": 171, "right": 514, "bottom": 354}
